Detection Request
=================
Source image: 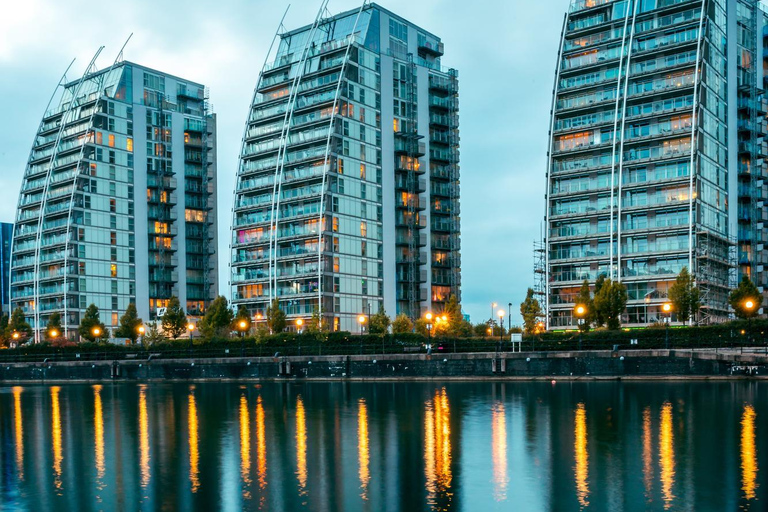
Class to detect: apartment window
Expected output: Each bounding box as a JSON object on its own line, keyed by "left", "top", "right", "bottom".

{"left": 333, "top": 277, "right": 340, "bottom": 292}
{"left": 332, "top": 216, "right": 339, "bottom": 232}
{"left": 360, "top": 164, "right": 366, "bottom": 180}
{"left": 110, "top": 232, "right": 117, "bottom": 246}
{"left": 110, "top": 198, "right": 116, "bottom": 213}
{"left": 127, "top": 138, "right": 133, "bottom": 152}
{"left": 338, "top": 158, "right": 344, "bottom": 174}
{"left": 111, "top": 248, "right": 117, "bottom": 262}
{"left": 360, "top": 221, "right": 367, "bottom": 237}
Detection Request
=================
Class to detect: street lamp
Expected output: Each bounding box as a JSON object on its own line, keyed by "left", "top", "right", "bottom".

{"left": 296, "top": 318, "right": 304, "bottom": 333}
{"left": 425, "top": 312, "right": 433, "bottom": 342}
{"left": 238, "top": 319, "right": 249, "bottom": 338}
{"left": 662, "top": 302, "right": 672, "bottom": 349}
{"left": 490, "top": 302, "right": 497, "bottom": 324}
{"left": 187, "top": 323, "right": 195, "bottom": 335}
{"left": 574, "top": 304, "right": 587, "bottom": 351}
{"left": 508, "top": 302, "right": 512, "bottom": 332}
{"left": 49, "top": 329, "right": 59, "bottom": 339}
{"left": 497, "top": 309, "right": 505, "bottom": 342}
{"left": 137, "top": 325, "right": 145, "bottom": 345}
{"left": 358, "top": 314, "right": 366, "bottom": 335}
{"left": 744, "top": 299, "right": 756, "bottom": 348}
{"left": 92, "top": 327, "right": 101, "bottom": 339}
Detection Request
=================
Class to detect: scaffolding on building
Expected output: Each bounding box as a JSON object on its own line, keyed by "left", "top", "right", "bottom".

{"left": 695, "top": 229, "right": 736, "bottom": 324}
{"left": 533, "top": 238, "right": 547, "bottom": 319}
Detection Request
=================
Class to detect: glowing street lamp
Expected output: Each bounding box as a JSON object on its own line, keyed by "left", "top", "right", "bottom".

{"left": 744, "top": 299, "right": 757, "bottom": 346}
{"left": 92, "top": 327, "right": 101, "bottom": 339}
{"left": 574, "top": 304, "right": 587, "bottom": 350}
{"left": 497, "top": 309, "right": 505, "bottom": 342}
{"left": 296, "top": 318, "right": 304, "bottom": 333}
{"left": 425, "top": 312, "right": 433, "bottom": 342}
{"left": 49, "top": 329, "right": 59, "bottom": 339}
{"left": 662, "top": 302, "right": 672, "bottom": 349}
{"left": 358, "top": 314, "right": 366, "bottom": 335}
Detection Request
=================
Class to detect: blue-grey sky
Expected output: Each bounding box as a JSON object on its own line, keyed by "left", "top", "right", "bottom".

{"left": 0, "top": 0, "right": 570, "bottom": 326}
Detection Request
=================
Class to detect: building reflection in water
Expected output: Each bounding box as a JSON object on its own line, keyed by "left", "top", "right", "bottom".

{"left": 139, "top": 384, "right": 150, "bottom": 489}
{"left": 51, "top": 386, "right": 63, "bottom": 493}
{"left": 188, "top": 386, "right": 200, "bottom": 493}
{"left": 741, "top": 404, "right": 758, "bottom": 501}
{"left": 358, "top": 398, "right": 370, "bottom": 500}
{"left": 491, "top": 402, "right": 508, "bottom": 502}
{"left": 296, "top": 395, "right": 308, "bottom": 496}
{"left": 659, "top": 402, "right": 675, "bottom": 509}
{"left": 240, "top": 394, "right": 252, "bottom": 499}
{"left": 573, "top": 402, "right": 589, "bottom": 509}
{"left": 93, "top": 385, "right": 105, "bottom": 487}
{"left": 13, "top": 386, "right": 24, "bottom": 481}
{"left": 424, "top": 388, "right": 452, "bottom": 508}
{"left": 642, "top": 406, "right": 653, "bottom": 502}
{"left": 256, "top": 395, "right": 268, "bottom": 507}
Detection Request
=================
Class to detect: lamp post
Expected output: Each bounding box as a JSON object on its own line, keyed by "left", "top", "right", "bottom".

{"left": 358, "top": 314, "right": 366, "bottom": 335}
{"left": 490, "top": 302, "right": 497, "bottom": 324}
{"left": 744, "top": 299, "right": 756, "bottom": 350}
{"left": 425, "top": 312, "right": 433, "bottom": 344}
{"left": 508, "top": 302, "right": 512, "bottom": 332}
{"left": 92, "top": 327, "right": 101, "bottom": 341}
{"left": 296, "top": 318, "right": 304, "bottom": 333}
{"left": 662, "top": 302, "right": 672, "bottom": 349}
{"left": 574, "top": 304, "right": 587, "bottom": 351}
{"left": 238, "top": 319, "right": 249, "bottom": 338}
{"left": 12, "top": 331, "right": 20, "bottom": 347}
{"left": 497, "top": 309, "right": 505, "bottom": 342}
{"left": 137, "top": 325, "right": 145, "bottom": 345}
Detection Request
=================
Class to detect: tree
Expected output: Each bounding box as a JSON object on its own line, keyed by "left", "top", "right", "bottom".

{"left": 161, "top": 296, "right": 188, "bottom": 339}
{"left": 667, "top": 267, "right": 701, "bottom": 323}
{"left": 392, "top": 313, "right": 413, "bottom": 334}
{"left": 197, "top": 296, "right": 235, "bottom": 338}
{"left": 414, "top": 318, "right": 429, "bottom": 336}
{"left": 232, "top": 303, "right": 251, "bottom": 336}
{"left": 519, "top": 288, "right": 543, "bottom": 335}
{"left": 593, "top": 279, "right": 628, "bottom": 330}
{"left": 79, "top": 304, "right": 107, "bottom": 342}
{"left": 473, "top": 322, "right": 492, "bottom": 338}
{"left": 266, "top": 298, "right": 286, "bottom": 334}
{"left": 114, "top": 303, "right": 143, "bottom": 343}
{"left": 574, "top": 280, "right": 594, "bottom": 332}
{"left": 369, "top": 305, "right": 391, "bottom": 334}
{"left": 306, "top": 307, "right": 324, "bottom": 333}
{"left": 45, "top": 312, "right": 63, "bottom": 340}
{"left": 142, "top": 322, "right": 166, "bottom": 345}
{"left": 0, "top": 314, "right": 8, "bottom": 346}
{"left": 592, "top": 274, "right": 608, "bottom": 327}
{"left": 443, "top": 294, "right": 464, "bottom": 335}
{"left": 729, "top": 276, "right": 763, "bottom": 319}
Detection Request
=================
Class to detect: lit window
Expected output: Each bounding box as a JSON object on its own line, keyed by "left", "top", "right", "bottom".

{"left": 127, "top": 138, "right": 133, "bottom": 152}
{"left": 108, "top": 134, "right": 115, "bottom": 148}
{"left": 111, "top": 264, "right": 117, "bottom": 277}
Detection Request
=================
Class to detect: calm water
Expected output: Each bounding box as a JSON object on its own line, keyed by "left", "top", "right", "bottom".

{"left": 0, "top": 381, "right": 766, "bottom": 511}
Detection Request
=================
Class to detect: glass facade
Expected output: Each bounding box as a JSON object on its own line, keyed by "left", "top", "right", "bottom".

{"left": 10, "top": 60, "right": 218, "bottom": 341}
{"left": 232, "top": 4, "right": 461, "bottom": 331}
{"left": 0, "top": 223, "right": 11, "bottom": 315}
{"left": 546, "top": 0, "right": 760, "bottom": 328}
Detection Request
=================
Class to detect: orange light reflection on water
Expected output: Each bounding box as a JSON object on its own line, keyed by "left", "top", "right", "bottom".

{"left": 13, "top": 387, "right": 24, "bottom": 481}
{"left": 574, "top": 403, "right": 589, "bottom": 509}
{"left": 659, "top": 402, "right": 676, "bottom": 510}
{"left": 358, "top": 398, "right": 370, "bottom": 500}
{"left": 240, "top": 394, "right": 252, "bottom": 499}
{"left": 741, "top": 404, "right": 758, "bottom": 501}
{"left": 491, "top": 402, "right": 508, "bottom": 502}
{"left": 296, "top": 395, "right": 307, "bottom": 496}
{"left": 188, "top": 388, "right": 200, "bottom": 493}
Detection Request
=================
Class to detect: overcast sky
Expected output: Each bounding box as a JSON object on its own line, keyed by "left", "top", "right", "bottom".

{"left": 0, "top": 0, "right": 571, "bottom": 326}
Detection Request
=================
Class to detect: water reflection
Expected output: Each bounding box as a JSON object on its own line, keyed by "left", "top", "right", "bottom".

{"left": 93, "top": 385, "right": 105, "bottom": 487}
{"left": 188, "top": 386, "right": 200, "bottom": 493}
{"left": 51, "top": 386, "right": 63, "bottom": 493}
{"left": 642, "top": 406, "right": 653, "bottom": 502}
{"left": 573, "top": 402, "right": 589, "bottom": 509}
{"left": 491, "top": 402, "right": 508, "bottom": 501}
{"left": 296, "top": 395, "right": 308, "bottom": 496}
{"left": 255, "top": 394, "right": 268, "bottom": 505}
{"left": 240, "top": 394, "right": 252, "bottom": 499}
{"left": 0, "top": 382, "right": 766, "bottom": 511}
{"left": 358, "top": 398, "right": 370, "bottom": 500}
{"left": 659, "top": 401, "right": 676, "bottom": 509}
{"left": 424, "top": 387, "right": 452, "bottom": 508}
{"left": 138, "top": 384, "right": 150, "bottom": 488}
{"left": 741, "top": 404, "right": 759, "bottom": 501}
{"left": 13, "top": 386, "right": 23, "bottom": 481}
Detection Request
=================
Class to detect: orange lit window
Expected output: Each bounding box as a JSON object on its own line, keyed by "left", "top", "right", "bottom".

{"left": 96, "top": 132, "right": 103, "bottom": 145}
{"left": 360, "top": 221, "right": 367, "bottom": 237}
{"left": 108, "top": 134, "right": 115, "bottom": 147}
{"left": 154, "top": 222, "right": 169, "bottom": 234}
{"left": 393, "top": 119, "right": 399, "bottom": 132}
{"left": 126, "top": 138, "right": 133, "bottom": 152}
{"left": 333, "top": 257, "right": 340, "bottom": 272}
{"left": 160, "top": 191, "right": 168, "bottom": 203}
{"left": 185, "top": 209, "right": 206, "bottom": 222}
{"left": 184, "top": 132, "right": 190, "bottom": 143}
{"left": 332, "top": 217, "right": 339, "bottom": 232}
{"left": 360, "top": 164, "right": 366, "bottom": 180}
{"left": 110, "top": 264, "right": 117, "bottom": 277}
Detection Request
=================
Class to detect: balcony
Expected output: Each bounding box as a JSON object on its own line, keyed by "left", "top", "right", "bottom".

{"left": 418, "top": 35, "right": 444, "bottom": 57}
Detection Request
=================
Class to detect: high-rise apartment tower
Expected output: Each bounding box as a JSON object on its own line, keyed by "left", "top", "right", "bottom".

{"left": 546, "top": 0, "right": 767, "bottom": 328}
{"left": 232, "top": 2, "right": 461, "bottom": 331}
{"left": 11, "top": 53, "right": 218, "bottom": 341}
